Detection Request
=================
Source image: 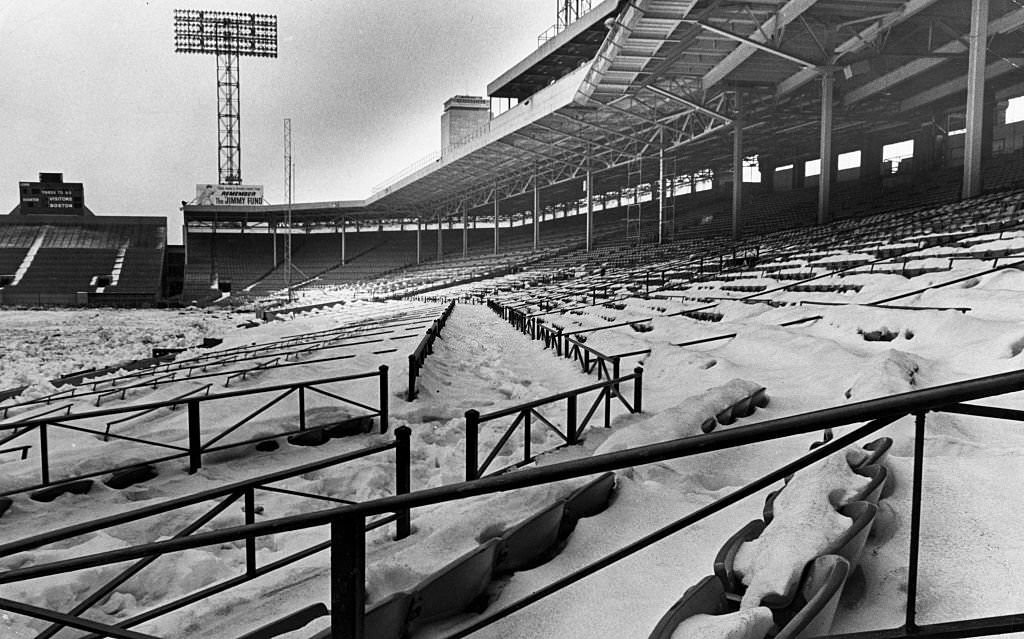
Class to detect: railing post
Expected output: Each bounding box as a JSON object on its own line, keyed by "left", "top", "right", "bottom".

{"left": 187, "top": 399, "right": 202, "bottom": 474}
{"left": 633, "top": 366, "right": 643, "bottom": 413}
{"left": 612, "top": 357, "right": 621, "bottom": 396}
{"left": 244, "top": 487, "right": 257, "bottom": 576}
{"left": 298, "top": 385, "right": 306, "bottom": 431}
{"left": 465, "top": 409, "right": 480, "bottom": 481}
{"left": 407, "top": 354, "right": 417, "bottom": 402}
{"left": 39, "top": 423, "right": 49, "bottom": 485}
{"left": 604, "top": 386, "right": 611, "bottom": 427}
{"left": 394, "top": 426, "right": 412, "bottom": 540}
{"left": 906, "top": 411, "right": 926, "bottom": 630}
{"left": 378, "top": 365, "right": 389, "bottom": 433}
{"left": 523, "top": 409, "right": 531, "bottom": 465}
{"left": 567, "top": 394, "right": 578, "bottom": 444}
{"left": 331, "top": 514, "right": 366, "bottom": 639}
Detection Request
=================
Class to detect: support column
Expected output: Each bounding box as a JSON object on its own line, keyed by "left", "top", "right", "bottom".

{"left": 340, "top": 219, "right": 346, "bottom": 264}
{"left": 271, "top": 223, "right": 277, "bottom": 265}
{"left": 962, "top": 0, "right": 989, "bottom": 200}
{"left": 658, "top": 132, "right": 666, "bottom": 245}
{"left": 732, "top": 93, "right": 743, "bottom": 240}
{"left": 818, "top": 71, "right": 834, "bottom": 225}
{"left": 533, "top": 172, "right": 540, "bottom": 251}
{"left": 493, "top": 186, "right": 500, "bottom": 255}
{"left": 462, "top": 203, "right": 468, "bottom": 258}
{"left": 416, "top": 219, "right": 422, "bottom": 265}
{"left": 585, "top": 153, "right": 593, "bottom": 253}
{"left": 436, "top": 214, "right": 443, "bottom": 262}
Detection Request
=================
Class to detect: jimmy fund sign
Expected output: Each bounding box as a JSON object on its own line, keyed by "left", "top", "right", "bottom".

{"left": 195, "top": 184, "right": 265, "bottom": 206}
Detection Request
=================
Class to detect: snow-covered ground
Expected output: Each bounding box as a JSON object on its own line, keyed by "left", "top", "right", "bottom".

{"left": 2, "top": 232, "right": 1024, "bottom": 638}
{"left": 0, "top": 308, "right": 243, "bottom": 390}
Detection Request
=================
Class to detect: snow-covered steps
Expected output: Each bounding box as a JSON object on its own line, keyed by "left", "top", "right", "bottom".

{"left": 10, "top": 227, "right": 46, "bottom": 286}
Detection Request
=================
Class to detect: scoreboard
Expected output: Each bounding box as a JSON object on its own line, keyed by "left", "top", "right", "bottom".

{"left": 19, "top": 174, "right": 85, "bottom": 215}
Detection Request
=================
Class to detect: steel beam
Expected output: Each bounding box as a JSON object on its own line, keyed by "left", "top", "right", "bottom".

{"left": 644, "top": 85, "right": 733, "bottom": 123}
{"left": 682, "top": 19, "right": 819, "bottom": 71}
{"left": 845, "top": 8, "right": 1024, "bottom": 106}
{"left": 776, "top": 0, "right": 945, "bottom": 98}
{"left": 702, "top": 0, "right": 822, "bottom": 91}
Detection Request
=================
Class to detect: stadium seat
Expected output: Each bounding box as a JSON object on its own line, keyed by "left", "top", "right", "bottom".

{"left": 29, "top": 479, "right": 94, "bottom": 503}
{"left": 104, "top": 464, "right": 159, "bottom": 490}
{"left": 236, "top": 602, "right": 328, "bottom": 639}
{"left": 407, "top": 538, "right": 500, "bottom": 630}
{"left": 774, "top": 555, "right": 851, "bottom": 639}
{"left": 559, "top": 471, "right": 617, "bottom": 538}
{"left": 713, "top": 519, "right": 766, "bottom": 599}
{"left": 494, "top": 500, "right": 566, "bottom": 574}
{"left": 646, "top": 575, "right": 730, "bottom": 639}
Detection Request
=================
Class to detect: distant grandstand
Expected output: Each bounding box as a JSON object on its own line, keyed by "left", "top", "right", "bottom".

{"left": 0, "top": 173, "right": 166, "bottom": 307}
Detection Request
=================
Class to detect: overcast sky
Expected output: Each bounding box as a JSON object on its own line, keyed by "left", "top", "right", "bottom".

{"left": 0, "top": 1, "right": 554, "bottom": 242}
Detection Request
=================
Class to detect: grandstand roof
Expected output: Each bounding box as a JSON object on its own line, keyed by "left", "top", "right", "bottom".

{"left": 185, "top": 0, "right": 1024, "bottom": 226}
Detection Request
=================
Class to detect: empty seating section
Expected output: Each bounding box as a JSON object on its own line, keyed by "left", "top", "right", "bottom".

{"left": 0, "top": 221, "right": 165, "bottom": 304}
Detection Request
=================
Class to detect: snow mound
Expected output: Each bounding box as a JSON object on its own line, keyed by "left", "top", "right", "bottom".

{"left": 670, "top": 606, "right": 773, "bottom": 639}
{"left": 844, "top": 350, "right": 925, "bottom": 401}
{"left": 734, "top": 448, "right": 869, "bottom": 608}
{"left": 595, "top": 378, "right": 765, "bottom": 455}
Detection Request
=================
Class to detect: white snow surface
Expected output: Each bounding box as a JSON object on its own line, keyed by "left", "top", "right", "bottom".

{"left": 2, "top": 251, "right": 1024, "bottom": 638}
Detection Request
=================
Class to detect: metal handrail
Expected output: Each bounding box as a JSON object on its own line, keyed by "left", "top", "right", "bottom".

{"left": 3, "top": 369, "right": 1024, "bottom": 637}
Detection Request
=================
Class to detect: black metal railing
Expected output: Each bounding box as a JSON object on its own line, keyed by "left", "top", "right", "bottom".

{"left": 3, "top": 370, "right": 1024, "bottom": 638}
{"left": 464, "top": 368, "right": 642, "bottom": 480}
{"left": 406, "top": 300, "right": 456, "bottom": 400}
{"left": 0, "top": 429, "right": 412, "bottom": 639}
{"left": 0, "top": 367, "right": 389, "bottom": 497}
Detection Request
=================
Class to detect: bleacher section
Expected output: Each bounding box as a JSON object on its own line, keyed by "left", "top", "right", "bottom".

{"left": 0, "top": 220, "right": 165, "bottom": 306}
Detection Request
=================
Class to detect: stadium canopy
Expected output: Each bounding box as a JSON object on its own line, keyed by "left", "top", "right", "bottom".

{"left": 185, "top": 0, "right": 1024, "bottom": 227}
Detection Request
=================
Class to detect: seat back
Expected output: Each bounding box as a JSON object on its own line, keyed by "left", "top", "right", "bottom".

{"left": 775, "top": 555, "right": 851, "bottom": 639}
{"left": 713, "top": 519, "right": 766, "bottom": 596}
{"left": 647, "top": 575, "right": 729, "bottom": 639}
{"left": 496, "top": 500, "right": 566, "bottom": 574}
{"left": 409, "top": 538, "right": 500, "bottom": 628}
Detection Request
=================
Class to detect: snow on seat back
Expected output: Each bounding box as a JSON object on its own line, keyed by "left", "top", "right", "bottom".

{"left": 733, "top": 448, "right": 870, "bottom": 609}
{"left": 668, "top": 606, "right": 773, "bottom": 639}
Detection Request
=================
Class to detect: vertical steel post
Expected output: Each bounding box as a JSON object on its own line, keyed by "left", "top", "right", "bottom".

{"left": 394, "top": 426, "right": 412, "bottom": 539}
{"left": 633, "top": 366, "right": 643, "bottom": 413}
{"left": 533, "top": 167, "right": 540, "bottom": 251}
{"left": 331, "top": 515, "right": 366, "bottom": 639}
{"left": 962, "top": 0, "right": 989, "bottom": 199}
{"left": 416, "top": 219, "right": 422, "bottom": 265}
{"left": 523, "top": 410, "right": 532, "bottom": 465}
{"left": 188, "top": 399, "right": 202, "bottom": 473}
{"left": 244, "top": 487, "right": 256, "bottom": 576}
{"left": 732, "top": 92, "right": 744, "bottom": 240}
{"left": 567, "top": 394, "right": 578, "bottom": 444}
{"left": 818, "top": 72, "right": 834, "bottom": 225}
{"left": 493, "top": 184, "right": 500, "bottom": 255}
{"left": 378, "top": 365, "right": 389, "bottom": 433}
{"left": 659, "top": 130, "right": 665, "bottom": 245}
{"left": 298, "top": 385, "right": 306, "bottom": 430}
{"left": 906, "top": 411, "right": 926, "bottom": 629}
{"left": 465, "top": 409, "right": 480, "bottom": 481}
{"left": 407, "top": 354, "right": 417, "bottom": 402}
{"left": 39, "top": 423, "right": 49, "bottom": 485}
{"left": 585, "top": 151, "right": 593, "bottom": 253}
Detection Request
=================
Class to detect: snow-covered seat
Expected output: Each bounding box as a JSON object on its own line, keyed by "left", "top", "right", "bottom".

{"left": 494, "top": 500, "right": 566, "bottom": 574}
{"left": 715, "top": 502, "right": 876, "bottom": 607}
{"left": 646, "top": 555, "right": 850, "bottom": 639}
{"left": 764, "top": 464, "right": 887, "bottom": 523}
{"left": 559, "top": 471, "right": 617, "bottom": 538}
{"left": 407, "top": 538, "right": 500, "bottom": 631}
{"left": 237, "top": 602, "right": 328, "bottom": 639}
{"left": 307, "top": 592, "right": 413, "bottom": 639}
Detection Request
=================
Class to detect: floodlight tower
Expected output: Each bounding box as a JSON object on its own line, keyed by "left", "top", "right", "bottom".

{"left": 174, "top": 10, "right": 278, "bottom": 185}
